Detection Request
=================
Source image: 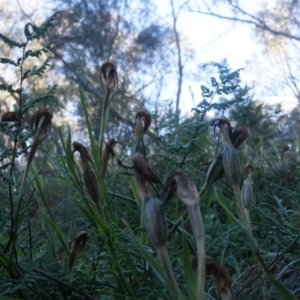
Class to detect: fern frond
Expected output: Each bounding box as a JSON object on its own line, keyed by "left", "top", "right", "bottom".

{"left": 0, "top": 84, "right": 21, "bottom": 94}
{"left": 30, "top": 12, "right": 61, "bottom": 40}
{"left": 0, "top": 33, "right": 25, "bottom": 48}
{"left": 24, "top": 42, "right": 54, "bottom": 59}
{"left": 22, "top": 57, "right": 51, "bottom": 80}
{"left": 0, "top": 57, "right": 19, "bottom": 67}
{"left": 22, "top": 85, "right": 57, "bottom": 113}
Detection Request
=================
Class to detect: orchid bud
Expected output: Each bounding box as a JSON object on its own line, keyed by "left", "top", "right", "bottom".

{"left": 241, "top": 181, "right": 254, "bottom": 209}
{"left": 216, "top": 117, "right": 242, "bottom": 186}
{"left": 241, "top": 163, "right": 254, "bottom": 209}
{"left": 223, "top": 145, "right": 241, "bottom": 186}
{"left": 204, "top": 153, "right": 224, "bottom": 188}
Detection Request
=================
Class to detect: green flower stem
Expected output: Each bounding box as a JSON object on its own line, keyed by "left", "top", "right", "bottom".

{"left": 156, "top": 244, "right": 183, "bottom": 299}
{"left": 187, "top": 205, "right": 205, "bottom": 300}
{"left": 98, "top": 88, "right": 112, "bottom": 157}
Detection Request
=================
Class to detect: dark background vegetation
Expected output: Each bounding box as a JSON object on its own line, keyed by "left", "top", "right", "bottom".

{"left": 1, "top": 0, "right": 300, "bottom": 299}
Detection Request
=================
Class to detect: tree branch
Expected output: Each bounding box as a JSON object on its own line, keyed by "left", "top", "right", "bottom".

{"left": 171, "top": 0, "right": 185, "bottom": 119}
{"left": 189, "top": 2, "right": 300, "bottom": 41}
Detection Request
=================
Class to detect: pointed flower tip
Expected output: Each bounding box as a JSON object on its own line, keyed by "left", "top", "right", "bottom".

{"left": 215, "top": 116, "right": 232, "bottom": 132}
{"left": 132, "top": 153, "right": 161, "bottom": 186}
{"left": 135, "top": 108, "right": 152, "bottom": 135}
{"left": 231, "top": 127, "right": 248, "bottom": 148}
{"left": 30, "top": 108, "right": 53, "bottom": 141}
{"left": 244, "top": 163, "right": 253, "bottom": 175}
{"left": 30, "top": 108, "right": 53, "bottom": 130}
{"left": 104, "top": 138, "right": 116, "bottom": 158}
{"left": 169, "top": 169, "right": 199, "bottom": 207}
{"left": 215, "top": 117, "right": 248, "bottom": 149}
{"left": 99, "top": 60, "right": 118, "bottom": 89}
{"left": 72, "top": 141, "right": 93, "bottom": 165}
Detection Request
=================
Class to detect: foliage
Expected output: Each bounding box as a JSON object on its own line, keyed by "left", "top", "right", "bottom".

{"left": 0, "top": 12, "right": 300, "bottom": 300}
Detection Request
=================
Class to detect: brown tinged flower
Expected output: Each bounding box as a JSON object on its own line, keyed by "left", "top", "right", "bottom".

{"left": 99, "top": 60, "right": 118, "bottom": 90}
{"left": 26, "top": 109, "right": 53, "bottom": 164}
{"left": 72, "top": 141, "right": 93, "bottom": 172}
{"left": 168, "top": 170, "right": 204, "bottom": 240}
{"left": 214, "top": 117, "right": 248, "bottom": 149}
{"left": 68, "top": 230, "right": 88, "bottom": 273}
{"left": 133, "top": 109, "right": 151, "bottom": 158}
{"left": 130, "top": 156, "right": 181, "bottom": 298}
{"left": 73, "top": 141, "right": 100, "bottom": 205}
{"left": 231, "top": 127, "right": 248, "bottom": 148}
{"left": 191, "top": 256, "right": 235, "bottom": 300}
{"left": 169, "top": 170, "right": 205, "bottom": 300}
{"left": 169, "top": 169, "right": 199, "bottom": 208}
{"left": 1, "top": 112, "right": 27, "bottom": 153}
{"left": 203, "top": 119, "right": 247, "bottom": 189}
{"left": 132, "top": 153, "right": 161, "bottom": 202}
{"left": 244, "top": 163, "right": 253, "bottom": 175}
{"left": 1, "top": 112, "right": 22, "bottom": 123}
{"left": 135, "top": 108, "right": 151, "bottom": 139}
{"left": 30, "top": 108, "right": 53, "bottom": 142}
{"left": 100, "top": 138, "right": 116, "bottom": 184}
{"left": 205, "top": 256, "right": 235, "bottom": 300}
{"left": 215, "top": 116, "right": 232, "bottom": 146}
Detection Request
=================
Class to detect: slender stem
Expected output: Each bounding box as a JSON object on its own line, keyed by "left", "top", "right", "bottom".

{"left": 98, "top": 88, "right": 112, "bottom": 151}
{"left": 232, "top": 184, "right": 273, "bottom": 273}
{"left": 156, "top": 245, "right": 183, "bottom": 299}
{"left": 196, "top": 238, "right": 205, "bottom": 300}
{"left": 187, "top": 205, "right": 205, "bottom": 300}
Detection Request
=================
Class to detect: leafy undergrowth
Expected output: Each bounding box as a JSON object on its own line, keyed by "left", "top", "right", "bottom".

{"left": 0, "top": 13, "right": 300, "bottom": 300}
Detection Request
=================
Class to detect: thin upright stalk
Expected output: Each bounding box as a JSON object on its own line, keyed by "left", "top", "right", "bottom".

{"left": 156, "top": 244, "right": 183, "bottom": 299}
{"left": 98, "top": 89, "right": 111, "bottom": 154}
{"left": 187, "top": 205, "right": 205, "bottom": 300}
